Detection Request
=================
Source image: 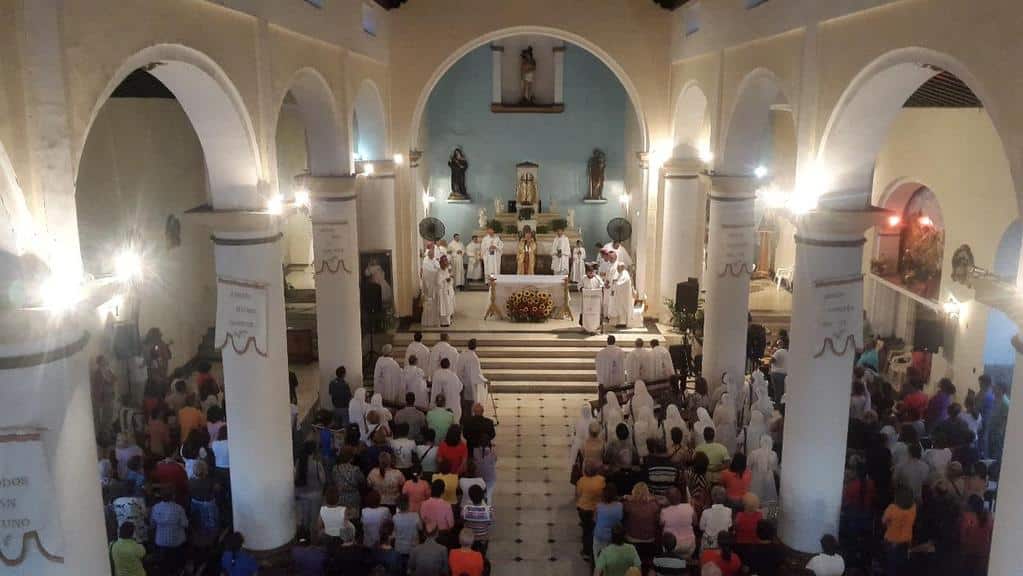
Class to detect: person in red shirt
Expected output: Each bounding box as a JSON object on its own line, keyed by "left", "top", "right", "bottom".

{"left": 960, "top": 494, "right": 993, "bottom": 575}
{"left": 900, "top": 376, "right": 929, "bottom": 422}
{"left": 448, "top": 528, "right": 485, "bottom": 576}
{"left": 720, "top": 453, "right": 752, "bottom": 507}
{"left": 734, "top": 493, "right": 763, "bottom": 544}
{"left": 700, "top": 531, "right": 743, "bottom": 576}
{"left": 437, "top": 424, "right": 469, "bottom": 475}
{"left": 151, "top": 457, "right": 189, "bottom": 506}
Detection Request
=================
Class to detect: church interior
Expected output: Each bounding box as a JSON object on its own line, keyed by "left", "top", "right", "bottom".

{"left": 3, "top": 1, "right": 1023, "bottom": 574}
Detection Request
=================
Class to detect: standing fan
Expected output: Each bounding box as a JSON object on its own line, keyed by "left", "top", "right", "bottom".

{"left": 606, "top": 217, "right": 633, "bottom": 243}
{"left": 418, "top": 217, "right": 446, "bottom": 242}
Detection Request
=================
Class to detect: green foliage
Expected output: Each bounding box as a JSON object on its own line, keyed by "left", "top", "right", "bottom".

{"left": 663, "top": 297, "right": 704, "bottom": 334}
{"left": 485, "top": 219, "right": 504, "bottom": 233}
{"left": 535, "top": 225, "right": 550, "bottom": 235}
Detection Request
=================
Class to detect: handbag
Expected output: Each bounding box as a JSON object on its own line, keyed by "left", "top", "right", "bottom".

{"left": 569, "top": 452, "right": 583, "bottom": 485}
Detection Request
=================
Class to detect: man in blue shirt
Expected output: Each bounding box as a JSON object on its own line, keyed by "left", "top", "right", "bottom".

{"left": 329, "top": 365, "right": 352, "bottom": 426}
{"left": 150, "top": 491, "right": 188, "bottom": 572}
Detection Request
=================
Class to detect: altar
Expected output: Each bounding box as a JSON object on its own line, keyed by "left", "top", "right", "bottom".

{"left": 484, "top": 274, "right": 573, "bottom": 321}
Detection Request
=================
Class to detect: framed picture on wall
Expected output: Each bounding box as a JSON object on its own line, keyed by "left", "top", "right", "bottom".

{"left": 360, "top": 250, "right": 394, "bottom": 331}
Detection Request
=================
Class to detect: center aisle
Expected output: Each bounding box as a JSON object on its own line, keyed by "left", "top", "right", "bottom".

{"left": 487, "top": 393, "right": 593, "bottom": 575}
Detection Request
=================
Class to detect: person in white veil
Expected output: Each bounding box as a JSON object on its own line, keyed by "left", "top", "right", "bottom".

{"left": 749, "top": 435, "right": 779, "bottom": 506}
{"left": 349, "top": 388, "right": 369, "bottom": 439}
{"left": 744, "top": 411, "right": 767, "bottom": 455}
{"left": 630, "top": 380, "right": 655, "bottom": 420}
{"left": 603, "top": 391, "right": 625, "bottom": 435}
{"left": 369, "top": 393, "right": 392, "bottom": 425}
{"left": 663, "top": 404, "right": 688, "bottom": 448}
{"left": 713, "top": 393, "right": 738, "bottom": 455}
{"left": 570, "top": 402, "right": 595, "bottom": 465}
{"left": 751, "top": 371, "right": 773, "bottom": 421}
{"left": 694, "top": 407, "right": 714, "bottom": 447}
{"left": 633, "top": 405, "right": 658, "bottom": 460}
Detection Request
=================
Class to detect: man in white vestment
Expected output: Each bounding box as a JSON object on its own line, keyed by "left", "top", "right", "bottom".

{"left": 373, "top": 344, "right": 405, "bottom": 406}
{"left": 625, "top": 339, "right": 653, "bottom": 384}
{"left": 455, "top": 338, "right": 488, "bottom": 415}
{"left": 430, "top": 357, "right": 464, "bottom": 422}
{"left": 609, "top": 262, "right": 633, "bottom": 326}
{"left": 595, "top": 335, "right": 626, "bottom": 390}
{"left": 429, "top": 333, "right": 459, "bottom": 381}
{"left": 600, "top": 251, "right": 618, "bottom": 319}
{"left": 420, "top": 249, "right": 441, "bottom": 327}
{"left": 551, "top": 228, "right": 571, "bottom": 276}
{"left": 570, "top": 240, "right": 587, "bottom": 284}
{"left": 649, "top": 339, "right": 674, "bottom": 382}
{"left": 578, "top": 266, "right": 604, "bottom": 333}
{"left": 603, "top": 240, "right": 633, "bottom": 267}
{"left": 405, "top": 332, "right": 430, "bottom": 369}
{"left": 437, "top": 256, "right": 455, "bottom": 327}
{"left": 449, "top": 234, "right": 466, "bottom": 289}
{"left": 402, "top": 355, "right": 430, "bottom": 410}
{"left": 466, "top": 235, "right": 483, "bottom": 281}
{"left": 480, "top": 228, "right": 504, "bottom": 279}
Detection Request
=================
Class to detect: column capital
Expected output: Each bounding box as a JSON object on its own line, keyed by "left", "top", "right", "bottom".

{"left": 662, "top": 158, "right": 704, "bottom": 179}
{"left": 699, "top": 172, "right": 758, "bottom": 200}
{"left": 409, "top": 149, "right": 423, "bottom": 167}
{"left": 183, "top": 204, "right": 282, "bottom": 236}
{"left": 793, "top": 206, "right": 890, "bottom": 244}
{"left": 295, "top": 174, "right": 357, "bottom": 202}
{"left": 636, "top": 151, "right": 649, "bottom": 170}
{"left": 355, "top": 159, "right": 396, "bottom": 176}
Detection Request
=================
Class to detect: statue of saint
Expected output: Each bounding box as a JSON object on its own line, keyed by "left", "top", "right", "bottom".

{"left": 477, "top": 207, "right": 488, "bottom": 228}
{"left": 448, "top": 147, "right": 469, "bottom": 200}
{"left": 520, "top": 46, "right": 536, "bottom": 105}
{"left": 567, "top": 209, "right": 575, "bottom": 229}
{"left": 587, "top": 149, "right": 606, "bottom": 200}
{"left": 516, "top": 172, "right": 538, "bottom": 206}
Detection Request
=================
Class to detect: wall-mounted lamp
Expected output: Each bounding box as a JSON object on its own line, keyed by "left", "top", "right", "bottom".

{"left": 754, "top": 165, "right": 768, "bottom": 179}
{"left": 943, "top": 295, "right": 962, "bottom": 320}
{"left": 363, "top": 163, "right": 375, "bottom": 176}
{"left": 294, "top": 187, "right": 311, "bottom": 210}
{"left": 887, "top": 215, "right": 902, "bottom": 228}
{"left": 393, "top": 153, "right": 404, "bottom": 166}
{"left": 265, "top": 193, "right": 284, "bottom": 215}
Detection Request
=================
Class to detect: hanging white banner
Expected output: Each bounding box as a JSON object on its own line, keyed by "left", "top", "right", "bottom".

{"left": 312, "top": 220, "right": 353, "bottom": 275}
{"left": 215, "top": 277, "right": 269, "bottom": 357}
{"left": 0, "top": 429, "right": 63, "bottom": 566}
{"left": 813, "top": 274, "right": 864, "bottom": 358}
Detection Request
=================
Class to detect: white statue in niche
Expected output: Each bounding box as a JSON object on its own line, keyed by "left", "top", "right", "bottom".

{"left": 494, "top": 197, "right": 503, "bottom": 215}
{"left": 567, "top": 209, "right": 575, "bottom": 229}
{"left": 478, "top": 208, "right": 488, "bottom": 228}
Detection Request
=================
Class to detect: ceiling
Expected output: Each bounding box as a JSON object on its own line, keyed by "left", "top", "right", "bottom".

{"left": 652, "top": 0, "right": 690, "bottom": 8}
{"left": 373, "top": 0, "right": 408, "bottom": 9}
{"left": 903, "top": 70, "right": 983, "bottom": 108}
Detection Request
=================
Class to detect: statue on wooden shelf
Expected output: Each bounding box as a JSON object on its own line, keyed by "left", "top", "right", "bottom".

{"left": 520, "top": 46, "right": 537, "bottom": 105}
{"left": 448, "top": 147, "right": 469, "bottom": 200}
{"left": 587, "top": 148, "right": 607, "bottom": 201}
{"left": 517, "top": 172, "right": 538, "bottom": 206}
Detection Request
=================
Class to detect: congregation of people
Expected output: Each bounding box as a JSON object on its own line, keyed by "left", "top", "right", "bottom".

{"left": 576, "top": 328, "right": 1010, "bottom": 576}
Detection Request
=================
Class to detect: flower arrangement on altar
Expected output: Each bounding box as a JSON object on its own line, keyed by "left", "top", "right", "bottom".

{"left": 506, "top": 287, "right": 554, "bottom": 322}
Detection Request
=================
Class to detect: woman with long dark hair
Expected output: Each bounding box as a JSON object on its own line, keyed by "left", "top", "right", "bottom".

{"left": 437, "top": 424, "right": 469, "bottom": 475}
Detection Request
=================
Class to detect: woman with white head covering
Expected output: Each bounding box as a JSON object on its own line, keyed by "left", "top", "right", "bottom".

{"left": 570, "top": 402, "right": 595, "bottom": 465}
{"left": 749, "top": 435, "right": 779, "bottom": 505}
{"left": 751, "top": 371, "right": 773, "bottom": 420}
{"left": 349, "top": 388, "right": 369, "bottom": 439}
{"left": 369, "top": 393, "right": 392, "bottom": 424}
{"left": 603, "top": 391, "right": 625, "bottom": 433}
{"left": 714, "top": 393, "right": 738, "bottom": 455}
{"left": 630, "top": 380, "right": 655, "bottom": 418}
{"left": 632, "top": 405, "right": 659, "bottom": 460}
{"left": 694, "top": 407, "right": 715, "bottom": 447}
{"left": 745, "top": 411, "right": 767, "bottom": 455}
{"left": 663, "top": 404, "right": 688, "bottom": 447}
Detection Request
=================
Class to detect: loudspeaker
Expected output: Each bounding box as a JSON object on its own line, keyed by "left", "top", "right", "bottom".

{"left": 113, "top": 321, "right": 140, "bottom": 360}
{"left": 675, "top": 278, "right": 699, "bottom": 314}
{"left": 362, "top": 282, "right": 383, "bottom": 314}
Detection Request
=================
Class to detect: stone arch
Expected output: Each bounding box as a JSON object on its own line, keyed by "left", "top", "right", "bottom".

{"left": 720, "top": 67, "right": 793, "bottom": 175}
{"left": 671, "top": 81, "right": 710, "bottom": 160}
{"left": 276, "top": 67, "right": 347, "bottom": 176}
{"left": 81, "top": 44, "right": 261, "bottom": 210}
{"left": 352, "top": 79, "right": 388, "bottom": 162}
{"left": 0, "top": 139, "right": 34, "bottom": 257}
{"left": 818, "top": 47, "right": 1014, "bottom": 210}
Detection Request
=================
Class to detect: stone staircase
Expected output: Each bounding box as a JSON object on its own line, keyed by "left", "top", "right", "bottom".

{"left": 390, "top": 331, "right": 614, "bottom": 394}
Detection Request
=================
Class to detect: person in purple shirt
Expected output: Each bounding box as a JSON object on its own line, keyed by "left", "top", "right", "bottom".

{"left": 925, "top": 379, "right": 955, "bottom": 432}
{"left": 221, "top": 532, "right": 260, "bottom": 576}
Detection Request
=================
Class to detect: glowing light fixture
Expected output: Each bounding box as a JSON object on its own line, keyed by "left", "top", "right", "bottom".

{"left": 943, "top": 295, "right": 961, "bottom": 320}
{"left": 887, "top": 215, "right": 902, "bottom": 227}
{"left": 697, "top": 143, "right": 714, "bottom": 164}
{"left": 393, "top": 153, "right": 404, "bottom": 166}
{"left": 39, "top": 272, "right": 83, "bottom": 313}
{"left": 294, "top": 188, "right": 311, "bottom": 209}
{"left": 266, "top": 194, "right": 284, "bottom": 215}
{"left": 364, "top": 163, "right": 375, "bottom": 176}
{"left": 918, "top": 215, "right": 934, "bottom": 227}
{"left": 759, "top": 184, "right": 786, "bottom": 208}
{"left": 754, "top": 165, "right": 768, "bottom": 179}
{"left": 97, "top": 294, "right": 125, "bottom": 320}
{"left": 619, "top": 193, "right": 631, "bottom": 206}
{"left": 114, "top": 249, "right": 143, "bottom": 284}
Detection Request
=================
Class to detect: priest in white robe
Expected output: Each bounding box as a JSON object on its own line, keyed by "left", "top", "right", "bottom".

{"left": 437, "top": 256, "right": 455, "bottom": 327}
{"left": 404, "top": 332, "right": 431, "bottom": 370}
{"left": 600, "top": 251, "right": 618, "bottom": 319}
{"left": 420, "top": 250, "right": 441, "bottom": 327}
{"left": 609, "top": 263, "right": 633, "bottom": 326}
{"left": 603, "top": 241, "right": 633, "bottom": 267}
{"left": 402, "top": 355, "right": 430, "bottom": 410}
{"left": 428, "top": 333, "right": 459, "bottom": 380}
{"left": 455, "top": 339, "right": 487, "bottom": 412}
{"left": 578, "top": 266, "right": 604, "bottom": 333}
{"left": 551, "top": 229, "right": 571, "bottom": 276}
{"left": 570, "top": 240, "right": 587, "bottom": 284}
{"left": 595, "top": 335, "right": 626, "bottom": 390}
{"left": 480, "top": 228, "right": 504, "bottom": 278}
{"left": 466, "top": 235, "right": 483, "bottom": 281}
{"left": 649, "top": 339, "right": 675, "bottom": 382}
{"left": 373, "top": 344, "right": 405, "bottom": 407}
{"left": 430, "top": 358, "right": 464, "bottom": 422}
{"left": 449, "top": 234, "right": 466, "bottom": 289}
{"left": 625, "top": 339, "right": 653, "bottom": 384}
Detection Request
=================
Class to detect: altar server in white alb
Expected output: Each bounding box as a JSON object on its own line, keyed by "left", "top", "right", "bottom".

{"left": 625, "top": 339, "right": 653, "bottom": 384}
{"left": 550, "top": 228, "right": 571, "bottom": 276}
{"left": 405, "top": 332, "right": 430, "bottom": 370}
{"left": 570, "top": 240, "right": 587, "bottom": 284}
{"left": 402, "top": 355, "right": 430, "bottom": 410}
{"left": 466, "top": 235, "right": 483, "bottom": 282}
{"left": 601, "top": 251, "right": 619, "bottom": 319}
{"left": 429, "top": 333, "right": 460, "bottom": 381}
{"left": 578, "top": 265, "right": 604, "bottom": 333}
{"left": 436, "top": 256, "right": 456, "bottom": 327}
{"left": 595, "top": 335, "right": 626, "bottom": 390}
{"left": 420, "top": 249, "right": 441, "bottom": 327}
{"left": 609, "top": 262, "right": 633, "bottom": 327}
{"left": 480, "top": 227, "right": 504, "bottom": 278}
{"left": 448, "top": 234, "right": 466, "bottom": 289}
{"left": 603, "top": 240, "right": 633, "bottom": 267}
{"left": 373, "top": 344, "right": 405, "bottom": 407}
{"left": 431, "top": 357, "right": 464, "bottom": 422}
{"left": 649, "top": 339, "right": 675, "bottom": 382}
{"left": 455, "top": 338, "right": 488, "bottom": 412}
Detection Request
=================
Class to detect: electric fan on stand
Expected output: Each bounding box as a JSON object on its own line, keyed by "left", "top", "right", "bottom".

{"left": 419, "top": 217, "right": 447, "bottom": 243}
{"left": 606, "top": 217, "right": 633, "bottom": 244}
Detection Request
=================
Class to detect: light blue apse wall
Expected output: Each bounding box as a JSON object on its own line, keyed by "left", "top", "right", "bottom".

{"left": 424, "top": 44, "right": 629, "bottom": 245}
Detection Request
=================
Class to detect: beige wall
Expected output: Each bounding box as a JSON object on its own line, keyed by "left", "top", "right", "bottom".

{"left": 868, "top": 107, "right": 1017, "bottom": 392}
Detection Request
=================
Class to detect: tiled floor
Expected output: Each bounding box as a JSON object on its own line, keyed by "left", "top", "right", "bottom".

{"left": 487, "top": 393, "right": 594, "bottom": 576}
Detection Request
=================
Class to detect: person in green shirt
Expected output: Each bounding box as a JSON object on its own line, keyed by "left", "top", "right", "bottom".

{"left": 110, "top": 522, "right": 147, "bottom": 576}
{"left": 427, "top": 394, "right": 456, "bottom": 440}
{"left": 595, "top": 525, "right": 641, "bottom": 576}
{"left": 694, "top": 427, "right": 730, "bottom": 480}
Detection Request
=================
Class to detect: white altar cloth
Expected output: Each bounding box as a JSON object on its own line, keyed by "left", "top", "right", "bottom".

{"left": 486, "top": 274, "right": 571, "bottom": 320}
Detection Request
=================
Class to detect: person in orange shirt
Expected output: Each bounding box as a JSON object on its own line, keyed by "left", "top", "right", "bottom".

{"left": 448, "top": 528, "right": 485, "bottom": 576}
{"left": 882, "top": 486, "right": 917, "bottom": 575}
{"left": 720, "top": 453, "right": 752, "bottom": 507}
{"left": 576, "top": 460, "right": 607, "bottom": 561}
{"left": 177, "top": 395, "right": 206, "bottom": 444}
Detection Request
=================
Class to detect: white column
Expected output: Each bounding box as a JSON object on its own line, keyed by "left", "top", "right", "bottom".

{"left": 659, "top": 160, "right": 705, "bottom": 300}
{"left": 633, "top": 153, "right": 650, "bottom": 297}
{"left": 779, "top": 207, "right": 884, "bottom": 552}
{"left": 699, "top": 174, "right": 757, "bottom": 397}
{"left": 0, "top": 310, "right": 106, "bottom": 575}
{"left": 357, "top": 161, "right": 397, "bottom": 255}
{"left": 553, "top": 45, "right": 565, "bottom": 105}
{"left": 298, "top": 175, "right": 364, "bottom": 402}
{"left": 210, "top": 222, "right": 295, "bottom": 551}
{"left": 491, "top": 45, "right": 503, "bottom": 105}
